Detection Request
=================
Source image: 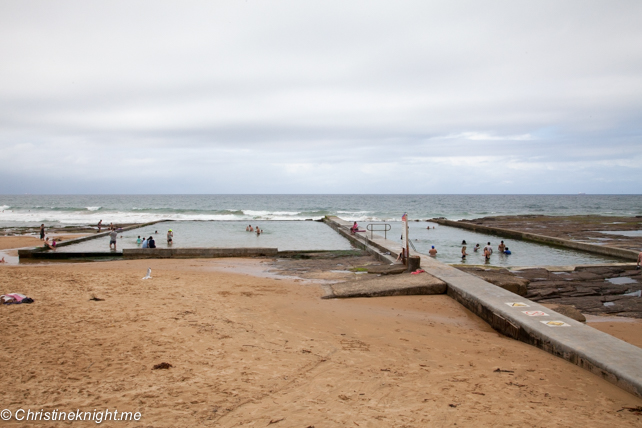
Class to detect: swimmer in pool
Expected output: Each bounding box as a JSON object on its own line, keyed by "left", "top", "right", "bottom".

{"left": 483, "top": 246, "right": 492, "bottom": 261}
{"left": 461, "top": 245, "right": 468, "bottom": 259}
{"left": 428, "top": 246, "right": 437, "bottom": 256}
{"left": 483, "top": 242, "right": 493, "bottom": 256}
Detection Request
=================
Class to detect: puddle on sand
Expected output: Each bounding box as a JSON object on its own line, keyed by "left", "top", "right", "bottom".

{"left": 585, "top": 314, "right": 641, "bottom": 323}
{"left": 605, "top": 277, "right": 639, "bottom": 285}
{"left": 0, "top": 249, "right": 25, "bottom": 265}
{"left": 599, "top": 230, "right": 642, "bottom": 237}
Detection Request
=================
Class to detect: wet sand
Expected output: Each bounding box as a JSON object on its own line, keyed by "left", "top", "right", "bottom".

{"left": 0, "top": 236, "right": 43, "bottom": 250}
{"left": 585, "top": 315, "right": 642, "bottom": 348}
{"left": 1, "top": 258, "right": 641, "bottom": 427}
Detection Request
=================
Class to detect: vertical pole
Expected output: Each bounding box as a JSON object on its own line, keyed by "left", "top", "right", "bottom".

{"left": 402, "top": 213, "right": 409, "bottom": 265}
{"left": 405, "top": 216, "right": 409, "bottom": 264}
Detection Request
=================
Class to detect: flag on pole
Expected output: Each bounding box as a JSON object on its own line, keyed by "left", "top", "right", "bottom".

{"left": 401, "top": 212, "right": 408, "bottom": 222}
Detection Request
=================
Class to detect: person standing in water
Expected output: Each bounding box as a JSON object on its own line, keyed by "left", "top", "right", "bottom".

{"left": 461, "top": 245, "right": 468, "bottom": 260}
{"left": 167, "top": 229, "right": 173, "bottom": 245}
{"left": 498, "top": 240, "right": 506, "bottom": 253}
{"left": 109, "top": 229, "right": 118, "bottom": 250}
{"left": 484, "top": 242, "right": 493, "bottom": 256}
{"left": 429, "top": 246, "right": 437, "bottom": 256}
{"left": 484, "top": 245, "right": 492, "bottom": 262}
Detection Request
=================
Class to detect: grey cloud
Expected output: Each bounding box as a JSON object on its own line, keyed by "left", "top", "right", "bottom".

{"left": 1, "top": 0, "right": 641, "bottom": 194}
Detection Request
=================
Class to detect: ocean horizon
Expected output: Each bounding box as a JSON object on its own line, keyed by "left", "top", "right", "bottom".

{"left": 0, "top": 194, "right": 640, "bottom": 228}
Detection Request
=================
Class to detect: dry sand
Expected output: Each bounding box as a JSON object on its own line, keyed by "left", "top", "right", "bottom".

{"left": 1, "top": 258, "right": 641, "bottom": 427}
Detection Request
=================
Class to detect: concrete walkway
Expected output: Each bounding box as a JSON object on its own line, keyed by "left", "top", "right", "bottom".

{"left": 324, "top": 216, "right": 642, "bottom": 398}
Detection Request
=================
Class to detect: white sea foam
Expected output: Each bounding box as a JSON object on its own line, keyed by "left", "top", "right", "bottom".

{"left": 86, "top": 206, "right": 101, "bottom": 211}
{"left": 0, "top": 209, "right": 322, "bottom": 224}
{"left": 0, "top": 205, "right": 10, "bottom": 210}
{"left": 242, "top": 210, "right": 301, "bottom": 217}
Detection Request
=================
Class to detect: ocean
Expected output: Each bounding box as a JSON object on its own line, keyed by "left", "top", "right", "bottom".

{"left": 0, "top": 194, "right": 641, "bottom": 227}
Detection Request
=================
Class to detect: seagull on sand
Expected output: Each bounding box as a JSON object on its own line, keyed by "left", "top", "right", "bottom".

{"left": 142, "top": 268, "right": 152, "bottom": 280}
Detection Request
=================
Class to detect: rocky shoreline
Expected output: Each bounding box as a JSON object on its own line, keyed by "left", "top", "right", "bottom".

{"left": 455, "top": 265, "right": 642, "bottom": 319}
{"left": 457, "top": 214, "right": 642, "bottom": 252}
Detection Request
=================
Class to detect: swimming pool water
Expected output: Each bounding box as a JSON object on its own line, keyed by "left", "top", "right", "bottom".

{"left": 383, "top": 221, "right": 624, "bottom": 267}
{"left": 59, "top": 219, "right": 625, "bottom": 267}
{"left": 62, "top": 220, "right": 353, "bottom": 252}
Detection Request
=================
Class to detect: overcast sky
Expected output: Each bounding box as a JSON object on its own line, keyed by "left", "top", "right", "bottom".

{"left": 1, "top": 1, "right": 640, "bottom": 194}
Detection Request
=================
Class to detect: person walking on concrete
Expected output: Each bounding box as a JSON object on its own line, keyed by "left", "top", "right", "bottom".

{"left": 109, "top": 229, "right": 118, "bottom": 250}
{"left": 637, "top": 251, "right": 642, "bottom": 270}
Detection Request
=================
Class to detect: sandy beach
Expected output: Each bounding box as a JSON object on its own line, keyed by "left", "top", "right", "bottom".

{"left": 0, "top": 236, "right": 43, "bottom": 250}
{"left": 1, "top": 253, "right": 641, "bottom": 427}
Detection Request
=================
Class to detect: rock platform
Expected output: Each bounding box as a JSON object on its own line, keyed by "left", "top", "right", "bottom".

{"left": 322, "top": 272, "right": 447, "bottom": 299}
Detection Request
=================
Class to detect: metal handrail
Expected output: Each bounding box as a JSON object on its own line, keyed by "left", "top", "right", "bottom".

{"left": 366, "top": 223, "right": 391, "bottom": 240}
{"left": 342, "top": 224, "right": 370, "bottom": 248}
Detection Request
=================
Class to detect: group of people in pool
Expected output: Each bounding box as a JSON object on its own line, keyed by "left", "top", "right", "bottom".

{"left": 246, "top": 225, "right": 263, "bottom": 235}
{"left": 134, "top": 229, "right": 173, "bottom": 249}
{"left": 461, "top": 240, "right": 511, "bottom": 260}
